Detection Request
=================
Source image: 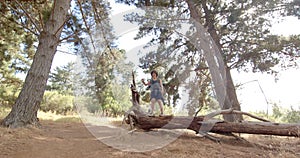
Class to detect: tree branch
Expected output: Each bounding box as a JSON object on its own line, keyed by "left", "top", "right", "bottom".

{"left": 204, "top": 108, "right": 271, "bottom": 122}
{"left": 51, "top": 0, "right": 56, "bottom": 21}
{"left": 0, "top": 11, "right": 39, "bottom": 36}
{"left": 37, "top": 7, "right": 45, "bottom": 30}
{"left": 58, "top": 32, "right": 76, "bottom": 43}
{"left": 56, "top": 49, "right": 76, "bottom": 55}
{"left": 54, "top": 16, "right": 70, "bottom": 38}
{"left": 91, "top": 1, "right": 116, "bottom": 59}
{"left": 77, "top": 0, "right": 97, "bottom": 53}
{"left": 15, "top": 0, "right": 41, "bottom": 33}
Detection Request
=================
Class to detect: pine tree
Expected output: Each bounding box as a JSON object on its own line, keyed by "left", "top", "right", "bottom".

{"left": 1, "top": 0, "right": 129, "bottom": 127}
{"left": 47, "top": 62, "right": 75, "bottom": 95}
{"left": 1, "top": 0, "right": 71, "bottom": 127}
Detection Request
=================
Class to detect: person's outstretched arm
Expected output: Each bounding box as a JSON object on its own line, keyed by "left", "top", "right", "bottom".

{"left": 141, "top": 79, "right": 150, "bottom": 86}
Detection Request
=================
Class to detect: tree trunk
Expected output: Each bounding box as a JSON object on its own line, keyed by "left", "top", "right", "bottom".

{"left": 1, "top": 0, "right": 71, "bottom": 128}
{"left": 128, "top": 115, "right": 300, "bottom": 137}
{"left": 224, "top": 66, "right": 242, "bottom": 121}
{"left": 186, "top": 0, "right": 242, "bottom": 122}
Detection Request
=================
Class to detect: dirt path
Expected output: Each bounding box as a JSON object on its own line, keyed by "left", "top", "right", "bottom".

{"left": 0, "top": 120, "right": 299, "bottom": 158}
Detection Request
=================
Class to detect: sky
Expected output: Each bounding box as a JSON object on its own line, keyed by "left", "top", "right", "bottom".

{"left": 234, "top": 17, "right": 300, "bottom": 112}
{"left": 51, "top": 1, "right": 300, "bottom": 113}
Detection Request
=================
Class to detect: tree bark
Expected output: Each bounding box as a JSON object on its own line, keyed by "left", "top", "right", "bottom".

{"left": 224, "top": 66, "right": 242, "bottom": 121}
{"left": 127, "top": 114, "right": 300, "bottom": 137}
{"left": 1, "top": 0, "right": 71, "bottom": 128}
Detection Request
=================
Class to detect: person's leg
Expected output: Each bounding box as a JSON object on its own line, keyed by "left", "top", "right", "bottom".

{"left": 150, "top": 98, "right": 156, "bottom": 114}
{"left": 157, "top": 99, "right": 164, "bottom": 116}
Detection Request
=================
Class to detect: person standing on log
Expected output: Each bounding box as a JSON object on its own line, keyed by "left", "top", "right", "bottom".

{"left": 141, "top": 70, "right": 164, "bottom": 116}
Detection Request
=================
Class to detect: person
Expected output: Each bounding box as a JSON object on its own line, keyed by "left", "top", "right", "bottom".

{"left": 141, "top": 70, "right": 164, "bottom": 116}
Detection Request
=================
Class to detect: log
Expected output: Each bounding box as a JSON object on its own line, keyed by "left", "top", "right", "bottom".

{"left": 127, "top": 114, "right": 300, "bottom": 137}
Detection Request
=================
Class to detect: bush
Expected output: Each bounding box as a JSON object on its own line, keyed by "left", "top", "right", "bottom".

{"left": 73, "top": 96, "right": 101, "bottom": 114}
{"left": 281, "top": 106, "right": 300, "bottom": 123}
{"left": 0, "top": 84, "right": 20, "bottom": 107}
{"left": 86, "top": 101, "right": 101, "bottom": 114}
{"left": 0, "top": 107, "right": 11, "bottom": 119}
{"left": 251, "top": 104, "right": 300, "bottom": 123}
{"left": 41, "top": 91, "right": 74, "bottom": 115}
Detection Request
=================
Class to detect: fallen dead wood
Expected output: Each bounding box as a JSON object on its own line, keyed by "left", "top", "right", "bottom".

{"left": 125, "top": 114, "right": 300, "bottom": 137}
{"left": 201, "top": 121, "right": 300, "bottom": 137}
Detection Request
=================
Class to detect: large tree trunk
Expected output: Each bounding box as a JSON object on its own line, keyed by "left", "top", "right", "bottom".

{"left": 2, "top": 0, "right": 71, "bottom": 128}
{"left": 127, "top": 114, "right": 300, "bottom": 137}
{"left": 186, "top": 0, "right": 242, "bottom": 122}
{"left": 224, "top": 66, "right": 242, "bottom": 121}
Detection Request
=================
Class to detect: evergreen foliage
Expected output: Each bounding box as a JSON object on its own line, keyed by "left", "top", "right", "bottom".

{"left": 47, "top": 62, "right": 75, "bottom": 95}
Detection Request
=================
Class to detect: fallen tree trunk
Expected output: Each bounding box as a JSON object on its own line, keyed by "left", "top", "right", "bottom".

{"left": 127, "top": 114, "right": 300, "bottom": 137}
{"left": 202, "top": 121, "right": 300, "bottom": 137}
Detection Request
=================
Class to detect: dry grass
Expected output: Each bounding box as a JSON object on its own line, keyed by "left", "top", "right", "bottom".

{"left": 37, "top": 110, "right": 81, "bottom": 122}
{"left": 0, "top": 107, "right": 80, "bottom": 123}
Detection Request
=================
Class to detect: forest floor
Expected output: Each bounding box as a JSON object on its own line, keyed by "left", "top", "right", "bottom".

{"left": 0, "top": 113, "right": 299, "bottom": 158}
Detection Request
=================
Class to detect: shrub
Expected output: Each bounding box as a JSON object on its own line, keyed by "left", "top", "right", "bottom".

{"left": 251, "top": 104, "right": 300, "bottom": 123}
{"left": 41, "top": 91, "right": 74, "bottom": 115}
{"left": 281, "top": 106, "right": 300, "bottom": 123}
{"left": 0, "top": 84, "right": 20, "bottom": 107}
{"left": 0, "top": 107, "right": 11, "bottom": 119}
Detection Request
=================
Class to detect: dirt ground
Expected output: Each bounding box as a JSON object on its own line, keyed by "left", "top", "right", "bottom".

{"left": 0, "top": 119, "right": 299, "bottom": 158}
